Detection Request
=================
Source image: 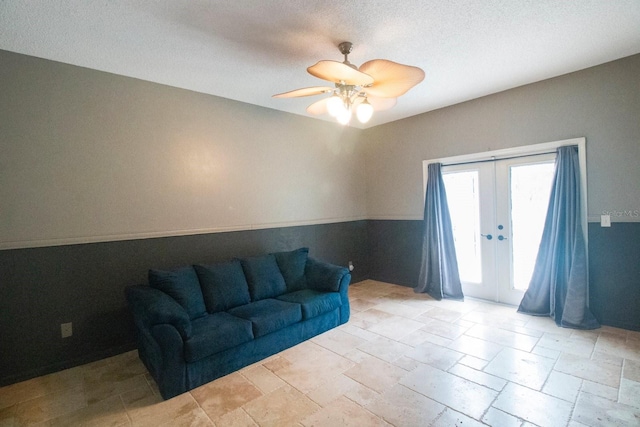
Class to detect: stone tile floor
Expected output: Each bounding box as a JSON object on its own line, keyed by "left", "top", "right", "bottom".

{"left": 1, "top": 280, "right": 639, "bottom": 426}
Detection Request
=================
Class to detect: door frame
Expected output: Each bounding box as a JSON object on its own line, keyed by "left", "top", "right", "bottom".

{"left": 422, "top": 137, "right": 588, "bottom": 301}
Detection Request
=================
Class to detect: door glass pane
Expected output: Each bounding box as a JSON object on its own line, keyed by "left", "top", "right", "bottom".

{"left": 510, "top": 162, "right": 555, "bottom": 290}
{"left": 443, "top": 171, "right": 482, "bottom": 283}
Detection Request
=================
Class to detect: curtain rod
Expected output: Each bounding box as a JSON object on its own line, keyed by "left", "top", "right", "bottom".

{"left": 441, "top": 150, "right": 559, "bottom": 167}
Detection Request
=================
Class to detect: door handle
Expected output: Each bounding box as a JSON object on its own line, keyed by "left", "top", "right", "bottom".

{"left": 498, "top": 235, "right": 508, "bottom": 241}
{"left": 481, "top": 234, "right": 493, "bottom": 240}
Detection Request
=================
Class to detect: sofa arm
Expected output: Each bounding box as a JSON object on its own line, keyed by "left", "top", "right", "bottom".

{"left": 125, "top": 285, "right": 192, "bottom": 340}
{"left": 305, "top": 258, "right": 351, "bottom": 293}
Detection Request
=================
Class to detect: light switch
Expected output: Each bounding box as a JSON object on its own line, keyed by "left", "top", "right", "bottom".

{"left": 600, "top": 214, "right": 611, "bottom": 227}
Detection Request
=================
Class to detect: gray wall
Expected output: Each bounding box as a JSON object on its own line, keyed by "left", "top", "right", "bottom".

{"left": 0, "top": 49, "right": 369, "bottom": 385}
{"left": 363, "top": 54, "right": 640, "bottom": 330}
{"left": 364, "top": 54, "right": 640, "bottom": 221}
{"left": 0, "top": 50, "right": 367, "bottom": 250}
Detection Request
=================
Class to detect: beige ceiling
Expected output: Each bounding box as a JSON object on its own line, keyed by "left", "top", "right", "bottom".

{"left": 2, "top": 1, "right": 640, "bottom": 128}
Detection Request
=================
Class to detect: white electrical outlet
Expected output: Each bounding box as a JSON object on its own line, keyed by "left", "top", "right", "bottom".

{"left": 601, "top": 214, "right": 611, "bottom": 227}
{"left": 348, "top": 261, "right": 354, "bottom": 271}
{"left": 61, "top": 322, "right": 73, "bottom": 338}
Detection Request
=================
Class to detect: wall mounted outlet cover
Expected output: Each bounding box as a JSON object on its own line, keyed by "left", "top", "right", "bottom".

{"left": 61, "top": 322, "right": 73, "bottom": 338}
{"left": 348, "top": 261, "right": 354, "bottom": 271}
{"left": 600, "top": 214, "right": 611, "bottom": 227}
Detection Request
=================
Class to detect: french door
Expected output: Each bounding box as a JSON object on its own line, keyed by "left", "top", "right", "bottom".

{"left": 441, "top": 154, "right": 556, "bottom": 305}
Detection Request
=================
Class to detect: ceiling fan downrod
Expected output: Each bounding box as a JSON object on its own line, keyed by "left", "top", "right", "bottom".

{"left": 338, "top": 41, "right": 356, "bottom": 69}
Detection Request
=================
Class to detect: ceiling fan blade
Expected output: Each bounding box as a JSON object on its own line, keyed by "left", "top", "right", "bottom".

{"left": 307, "top": 60, "right": 374, "bottom": 86}
{"left": 359, "top": 59, "right": 425, "bottom": 98}
{"left": 306, "top": 97, "right": 329, "bottom": 115}
{"left": 352, "top": 96, "right": 397, "bottom": 111}
{"left": 368, "top": 96, "right": 397, "bottom": 111}
{"left": 272, "top": 86, "right": 334, "bottom": 98}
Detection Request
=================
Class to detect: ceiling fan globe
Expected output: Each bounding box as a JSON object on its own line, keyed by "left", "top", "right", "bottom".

{"left": 327, "top": 94, "right": 344, "bottom": 117}
{"left": 356, "top": 99, "right": 374, "bottom": 123}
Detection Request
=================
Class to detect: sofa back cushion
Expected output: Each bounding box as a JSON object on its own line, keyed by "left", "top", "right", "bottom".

{"left": 240, "top": 254, "right": 287, "bottom": 301}
{"left": 273, "top": 248, "right": 309, "bottom": 292}
{"left": 194, "top": 261, "right": 251, "bottom": 313}
{"left": 149, "top": 266, "right": 206, "bottom": 320}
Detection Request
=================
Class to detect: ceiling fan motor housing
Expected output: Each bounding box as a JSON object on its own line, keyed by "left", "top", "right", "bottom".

{"left": 338, "top": 42, "right": 353, "bottom": 56}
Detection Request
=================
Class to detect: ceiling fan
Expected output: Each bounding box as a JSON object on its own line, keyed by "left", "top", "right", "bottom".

{"left": 273, "top": 42, "right": 425, "bottom": 125}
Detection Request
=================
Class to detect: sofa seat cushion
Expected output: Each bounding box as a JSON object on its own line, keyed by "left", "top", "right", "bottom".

{"left": 185, "top": 312, "right": 254, "bottom": 362}
{"left": 276, "top": 290, "right": 342, "bottom": 320}
{"left": 227, "top": 299, "right": 302, "bottom": 337}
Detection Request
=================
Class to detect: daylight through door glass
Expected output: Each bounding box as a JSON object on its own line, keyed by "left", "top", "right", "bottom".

{"left": 509, "top": 162, "right": 555, "bottom": 290}
{"left": 443, "top": 171, "right": 482, "bottom": 283}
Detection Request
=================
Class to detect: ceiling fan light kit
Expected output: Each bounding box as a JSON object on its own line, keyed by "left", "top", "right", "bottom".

{"left": 273, "top": 42, "right": 425, "bottom": 125}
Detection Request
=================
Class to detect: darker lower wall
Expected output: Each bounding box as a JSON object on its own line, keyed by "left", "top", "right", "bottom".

{"left": 366, "top": 219, "right": 640, "bottom": 331}
{"left": 3, "top": 218, "right": 637, "bottom": 386}
{"left": 367, "top": 220, "right": 423, "bottom": 287}
{"left": 0, "top": 221, "right": 369, "bottom": 386}
{"left": 588, "top": 222, "right": 640, "bottom": 331}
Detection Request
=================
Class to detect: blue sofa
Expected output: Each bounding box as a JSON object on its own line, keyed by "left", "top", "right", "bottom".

{"left": 125, "top": 248, "right": 351, "bottom": 399}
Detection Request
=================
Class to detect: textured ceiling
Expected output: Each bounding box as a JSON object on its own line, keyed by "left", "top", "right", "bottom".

{"left": 2, "top": 1, "right": 640, "bottom": 128}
